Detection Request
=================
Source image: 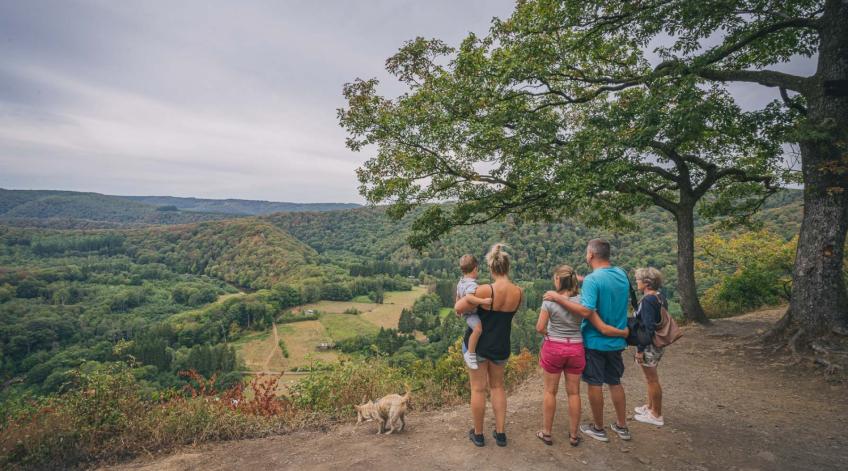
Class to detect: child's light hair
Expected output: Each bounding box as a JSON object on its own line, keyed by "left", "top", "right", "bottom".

{"left": 635, "top": 267, "right": 663, "bottom": 290}
{"left": 459, "top": 254, "right": 478, "bottom": 274}
{"left": 485, "top": 243, "right": 510, "bottom": 276}
{"left": 553, "top": 265, "right": 579, "bottom": 294}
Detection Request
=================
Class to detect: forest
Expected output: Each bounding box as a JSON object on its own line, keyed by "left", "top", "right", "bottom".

{"left": 0, "top": 188, "right": 804, "bottom": 406}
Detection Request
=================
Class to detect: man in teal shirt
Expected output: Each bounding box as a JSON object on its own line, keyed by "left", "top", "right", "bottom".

{"left": 544, "top": 239, "right": 632, "bottom": 443}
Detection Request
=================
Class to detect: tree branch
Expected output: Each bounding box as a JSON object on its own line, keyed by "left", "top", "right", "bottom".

{"left": 780, "top": 87, "right": 808, "bottom": 114}
{"left": 698, "top": 17, "right": 822, "bottom": 68}
{"left": 697, "top": 68, "right": 810, "bottom": 93}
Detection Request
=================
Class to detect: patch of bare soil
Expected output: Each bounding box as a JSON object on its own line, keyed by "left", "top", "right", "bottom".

{"left": 106, "top": 308, "right": 847, "bottom": 471}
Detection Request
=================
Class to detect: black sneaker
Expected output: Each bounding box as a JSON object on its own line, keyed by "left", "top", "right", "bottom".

{"left": 469, "top": 429, "right": 484, "bottom": 447}
{"left": 492, "top": 430, "right": 507, "bottom": 447}
{"left": 579, "top": 423, "right": 610, "bottom": 442}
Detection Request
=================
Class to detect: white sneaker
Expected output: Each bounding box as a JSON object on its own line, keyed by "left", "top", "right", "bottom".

{"left": 634, "top": 412, "right": 664, "bottom": 426}
{"left": 634, "top": 404, "right": 650, "bottom": 415}
{"left": 463, "top": 350, "right": 479, "bottom": 369}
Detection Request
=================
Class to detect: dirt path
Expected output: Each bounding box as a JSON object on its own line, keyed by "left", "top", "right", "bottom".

{"left": 260, "top": 323, "right": 280, "bottom": 373}
{"left": 108, "top": 309, "right": 847, "bottom": 471}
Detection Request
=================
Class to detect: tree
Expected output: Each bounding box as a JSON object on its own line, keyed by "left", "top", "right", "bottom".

{"left": 564, "top": 82, "right": 792, "bottom": 322}
{"left": 398, "top": 308, "right": 415, "bottom": 333}
{"left": 341, "top": 1, "right": 846, "bottom": 336}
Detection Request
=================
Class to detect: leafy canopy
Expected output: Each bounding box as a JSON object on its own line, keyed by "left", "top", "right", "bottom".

{"left": 340, "top": 0, "right": 814, "bottom": 247}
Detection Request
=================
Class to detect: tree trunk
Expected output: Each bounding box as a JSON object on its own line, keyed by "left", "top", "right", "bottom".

{"left": 781, "top": 0, "right": 848, "bottom": 337}
{"left": 675, "top": 204, "right": 710, "bottom": 324}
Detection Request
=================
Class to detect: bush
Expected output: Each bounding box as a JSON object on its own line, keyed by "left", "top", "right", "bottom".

{"left": 696, "top": 230, "right": 796, "bottom": 317}
{"left": 0, "top": 365, "right": 298, "bottom": 470}
{"left": 290, "top": 340, "right": 536, "bottom": 417}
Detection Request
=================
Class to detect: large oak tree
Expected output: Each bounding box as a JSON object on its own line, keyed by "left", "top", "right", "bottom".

{"left": 341, "top": 0, "right": 846, "bottom": 336}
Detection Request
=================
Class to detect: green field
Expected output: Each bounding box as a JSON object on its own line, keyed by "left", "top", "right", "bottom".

{"left": 236, "top": 287, "right": 426, "bottom": 375}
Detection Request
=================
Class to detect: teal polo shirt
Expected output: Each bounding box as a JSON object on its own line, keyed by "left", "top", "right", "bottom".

{"left": 580, "top": 266, "right": 629, "bottom": 351}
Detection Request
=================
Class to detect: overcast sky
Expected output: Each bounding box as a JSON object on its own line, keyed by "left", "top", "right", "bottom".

{"left": 0, "top": 1, "right": 815, "bottom": 203}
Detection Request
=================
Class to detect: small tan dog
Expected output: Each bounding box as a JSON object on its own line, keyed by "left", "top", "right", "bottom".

{"left": 354, "top": 385, "right": 411, "bottom": 434}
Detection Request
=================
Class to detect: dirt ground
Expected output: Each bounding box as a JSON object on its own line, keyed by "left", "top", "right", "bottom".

{"left": 107, "top": 308, "right": 848, "bottom": 471}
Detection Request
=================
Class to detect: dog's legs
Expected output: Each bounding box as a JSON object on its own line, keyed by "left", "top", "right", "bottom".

{"left": 376, "top": 418, "right": 385, "bottom": 434}
{"left": 399, "top": 414, "right": 405, "bottom": 432}
{"left": 385, "top": 415, "right": 395, "bottom": 435}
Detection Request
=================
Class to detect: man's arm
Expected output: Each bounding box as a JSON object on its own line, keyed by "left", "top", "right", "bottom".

{"left": 543, "top": 291, "right": 628, "bottom": 338}
{"left": 543, "top": 291, "right": 593, "bottom": 317}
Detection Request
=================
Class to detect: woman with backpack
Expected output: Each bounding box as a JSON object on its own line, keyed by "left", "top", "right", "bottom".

{"left": 632, "top": 267, "right": 668, "bottom": 427}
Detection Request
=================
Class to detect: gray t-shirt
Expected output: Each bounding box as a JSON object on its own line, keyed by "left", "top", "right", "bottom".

{"left": 542, "top": 296, "right": 582, "bottom": 340}
{"left": 456, "top": 277, "right": 478, "bottom": 315}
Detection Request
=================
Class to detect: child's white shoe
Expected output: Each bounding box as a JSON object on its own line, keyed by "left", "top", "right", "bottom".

{"left": 463, "top": 351, "right": 479, "bottom": 369}
{"left": 634, "top": 412, "right": 664, "bottom": 426}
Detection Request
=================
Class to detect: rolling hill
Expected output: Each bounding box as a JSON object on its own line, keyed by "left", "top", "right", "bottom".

{"left": 119, "top": 195, "right": 361, "bottom": 215}
{"left": 0, "top": 189, "right": 233, "bottom": 227}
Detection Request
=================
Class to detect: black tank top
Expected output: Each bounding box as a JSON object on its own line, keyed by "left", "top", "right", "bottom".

{"left": 463, "top": 284, "right": 521, "bottom": 361}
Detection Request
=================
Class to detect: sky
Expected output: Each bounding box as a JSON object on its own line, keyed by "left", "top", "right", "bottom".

{"left": 0, "top": 1, "right": 815, "bottom": 203}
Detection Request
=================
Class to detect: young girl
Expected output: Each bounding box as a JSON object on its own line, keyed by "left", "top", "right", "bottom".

{"left": 633, "top": 267, "right": 667, "bottom": 427}
{"left": 535, "top": 265, "right": 629, "bottom": 446}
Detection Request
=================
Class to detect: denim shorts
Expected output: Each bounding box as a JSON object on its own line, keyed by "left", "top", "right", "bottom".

{"left": 462, "top": 341, "right": 507, "bottom": 366}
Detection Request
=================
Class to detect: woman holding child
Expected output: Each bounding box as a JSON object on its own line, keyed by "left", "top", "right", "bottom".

{"left": 534, "top": 265, "right": 628, "bottom": 446}
{"left": 454, "top": 243, "right": 522, "bottom": 448}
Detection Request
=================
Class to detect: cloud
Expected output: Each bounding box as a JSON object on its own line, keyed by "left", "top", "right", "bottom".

{"left": 0, "top": 1, "right": 817, "bottom": 202}
{"left": 0, "top": 0, "right": 512, "bottom": 202}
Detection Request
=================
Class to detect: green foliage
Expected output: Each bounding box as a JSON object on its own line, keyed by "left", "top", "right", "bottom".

{"left": 398, "top": 308, "right": 415, "bottom": 333}
{"left": 290, "top": 341, "right": 535, "bottom": 417}
{"left": 0, "top": 364, "right": 294, "bottom": 469}
{"left": 696, "top": 230, "right": 797, "bottom": 316}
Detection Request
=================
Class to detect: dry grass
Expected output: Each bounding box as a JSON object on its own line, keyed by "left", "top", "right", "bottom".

{"left": 233, "top": 331, "right": 274, "bottom": 371}
{"left": 319, "top": 313, "right": 379, "bottom": 341}
{"left": 359, "top": 286, "right": 427, "bottom": 328}
{"left": 277, "top": 321, "right": 338, "bottom": 369}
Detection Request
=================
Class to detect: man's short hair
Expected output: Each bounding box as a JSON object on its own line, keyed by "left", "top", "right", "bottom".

{"left": 587, "top": 239, "right": 611, "bottom": 260}
{"left": 459, "top": 254, "right": 478, "bottom": 274}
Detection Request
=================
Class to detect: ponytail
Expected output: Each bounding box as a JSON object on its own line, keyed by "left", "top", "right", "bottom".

{"left": 553, "top": 265, "right": 579, "bottom": 295}
{"left": 486, "top": 243, "right": 511, "bottom": 276}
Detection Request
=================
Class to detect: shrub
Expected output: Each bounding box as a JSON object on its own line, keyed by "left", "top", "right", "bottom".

{"left": 0, "top": 365, "right": 298, "bottom": 470}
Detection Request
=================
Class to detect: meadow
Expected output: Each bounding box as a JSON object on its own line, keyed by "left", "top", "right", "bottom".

{"left": 235, "top": 287, "right": 427, "bottom": 378}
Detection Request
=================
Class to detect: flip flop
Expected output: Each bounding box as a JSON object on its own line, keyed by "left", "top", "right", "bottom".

{"left": 536, "top": 431, "right": 553, "bottom": 446}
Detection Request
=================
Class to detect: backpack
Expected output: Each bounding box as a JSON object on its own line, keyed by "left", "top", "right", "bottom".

{"left": 652, "top": 294, "right": 683, "bottom": 348}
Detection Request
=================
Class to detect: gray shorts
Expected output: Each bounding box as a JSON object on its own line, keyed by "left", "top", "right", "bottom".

{"left": 464, "top": 312, "right": 481, "bottom": 329}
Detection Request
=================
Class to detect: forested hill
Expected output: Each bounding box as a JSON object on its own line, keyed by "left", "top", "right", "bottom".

{"left": 0, "top": 189, "right": 234, "bottom": 228}
{"left": 124, "top": 219, "right": 321, "bottom": 289}
{"left": 266, "top": 189, "right": 803, "bottom": 297}
{"left": 119, "top": 195, "right": 361, "bottom": 215}
{"left": 0, "top": 189, "right": 361, "bottom": 228}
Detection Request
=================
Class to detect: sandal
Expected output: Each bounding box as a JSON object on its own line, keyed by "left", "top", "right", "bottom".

{"left": 569, "top": 434, "right": 581, "bottom": 447}
{"left": 536, "top": 431, "right": 553, "bottom": 446}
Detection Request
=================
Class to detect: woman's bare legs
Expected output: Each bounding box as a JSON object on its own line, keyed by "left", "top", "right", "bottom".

{"left": 641, "top": 365, "right": 662, "bottom": 417}
{"left": 564, "top": 373, "right": 581, "bottom": 438}
{"left": 488, "top": 362, "right": 507, "bottom": 433}
{"left": 541, "top": 371, "right": 561, "bottom": 435}
{"left": 469, "top": 361, "right": 489, "bottom": 434}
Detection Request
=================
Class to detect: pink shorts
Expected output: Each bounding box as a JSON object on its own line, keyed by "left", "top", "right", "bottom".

{"left": 539, "top": 338, "right": 586, "bottom": 375}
